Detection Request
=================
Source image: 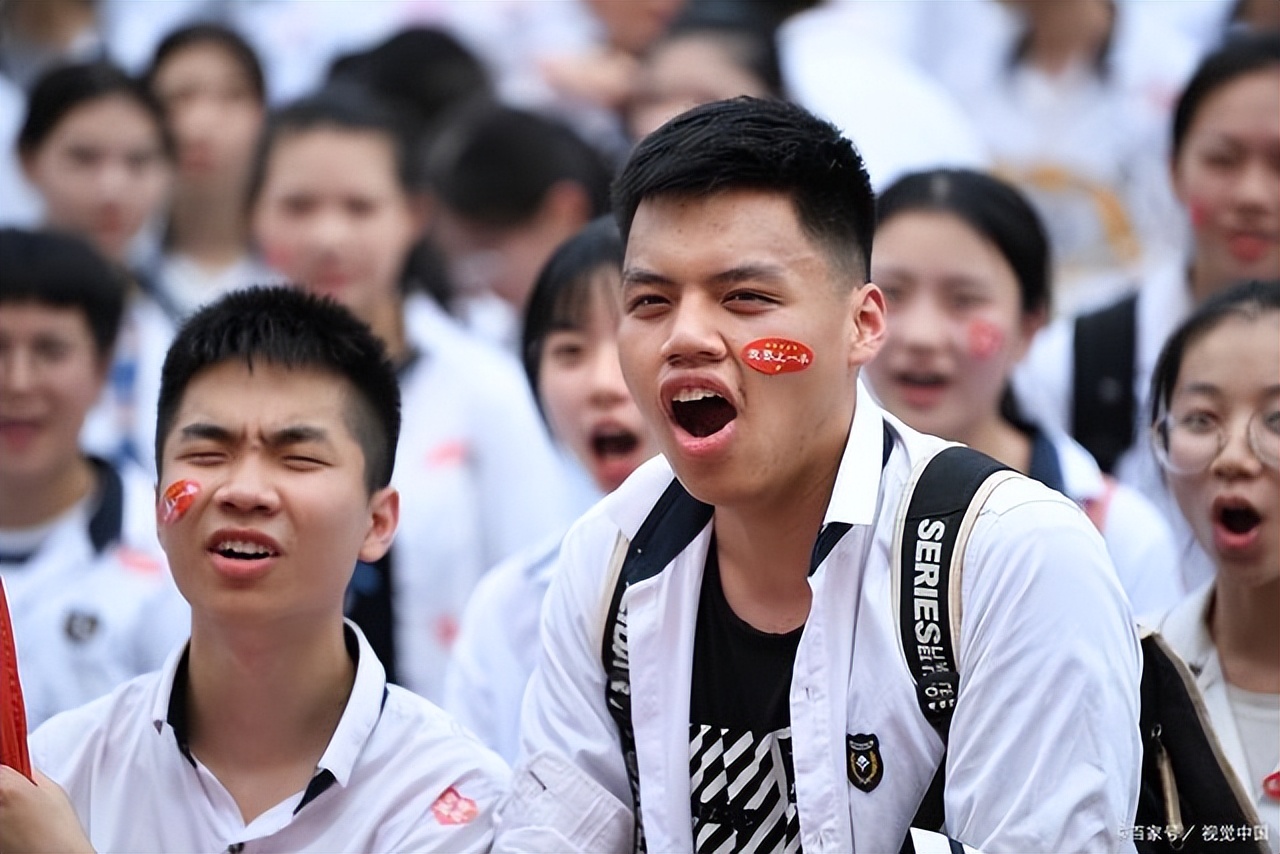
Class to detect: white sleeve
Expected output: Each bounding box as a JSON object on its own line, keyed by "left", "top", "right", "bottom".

{"left": 1101, "top": 484, "right": 1186, "bottom": 620}
{"left": 494, "top": 521, "right": 634, "bottom": 851}
{"left": 467, "top": 363, "right": 574, "bottom": 566}
{"left": 945, "top": 486, "right": 1141, "bottom": 854}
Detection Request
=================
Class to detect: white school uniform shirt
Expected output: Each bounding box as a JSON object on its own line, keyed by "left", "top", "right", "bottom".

{"left": 390, "top": 295, "right": 573, "bottom": 701}
{"left": 1012, "top": 256, "right": 1214, "bottom": 590}
{"left": 1033, "top": 425, "right": 1185, "bottom": 617}
{"left": 499, "top": 382, "right": 1141, "bottom": 853}
{"left": 30, "top": 620, "right": 510, "bottom": 854}
{"left": 1155, "top": 585, "right": 1280, "bottom": 853}
{"left": 1, "top": 458, "right": 188, "bottom": 729}
{"left": 445, "top": 533, "right": 563, "bottom": 764}
{"left": 80, "top": 292, "right": 175, "bottom": 478}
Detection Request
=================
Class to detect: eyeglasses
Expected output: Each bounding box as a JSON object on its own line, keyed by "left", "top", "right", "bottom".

{"left": 1150, "top": 405, "right": 1280, "bottom": 474}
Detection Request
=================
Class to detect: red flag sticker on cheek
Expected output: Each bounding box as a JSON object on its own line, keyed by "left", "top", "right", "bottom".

{"left": 967, "top": 320, "right": 1005, "bottom": 360}
{"left": 159, "top": 479, "right": 200, "bottom": 526}
{"left": 742, "top": 338, "right": 814, "bottom": 374}
{"left": 431, "top": 786, "right": 479, "bottom": 825}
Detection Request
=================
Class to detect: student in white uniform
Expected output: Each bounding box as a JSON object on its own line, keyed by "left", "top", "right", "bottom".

{"left": 1148, "top": 280, "right": 1280, "bottom": 852}
{"left": 864, "top": 168, "right": 1182, "bottom": 618}
{"left": 0, "top": 286, "right": 510, "bottom": 853}
{"left": 0, "top": 228, "right": 187, "bottom": 730}
{"left": 1014, "top": 31, "right": 1280, "bottom": 590}
{"left": 444, "top": 217, "right": 658, "bottom": 762}
{"left": 144, "top": 24, "right": 275, "bottom": 320}
{"left": 17, "top": 61, "right": 177, "bottom": 476}
{"left": 495, "top": 97, "right": 1141, "bottom": 854}
{"left": 249, "top": 88, "right": 574, "bottom": 701}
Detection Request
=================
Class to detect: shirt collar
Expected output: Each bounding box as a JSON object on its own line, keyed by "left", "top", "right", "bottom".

{"left": 151, "top": 620, "right": 388, "bottom": 789}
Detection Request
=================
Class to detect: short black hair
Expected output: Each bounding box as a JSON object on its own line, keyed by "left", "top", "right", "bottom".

{"left": 1172, "top": 30, "right": 1280, "bottom": 160}
{"left": 612, "top": 96, "right": 874, "bottom": 279}
{"left": 1149, "top": 279, "right": 1280, "bottom": 425}
{"left": 877, "top": 169, "right": 1051, "bottom": 315}
{"left": 19, "top": 61, "right": 174, "bottom": 159}
{"left": 156, "top": 286, "right": 401, "bottom": 493}
{"left": 521, "top": 216, "right": 625, "bottom": 413}
{"left": 246, "top": 85, "right": 420, "bottom": 209}
{"left": 0, "top": 227, "right": 127, "bottom": 358}
{"left": 145, "top": 22, "right": 267, "bottom": 104}
{"left": 426, "top": 103, "right": 613, "bottom": 227}
{"left": 327, "top": 27, "right": 491, "bottom": 138}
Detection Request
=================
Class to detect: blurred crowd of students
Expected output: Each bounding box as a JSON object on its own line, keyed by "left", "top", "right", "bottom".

{"left": 0, "top": 0, "right": 1277, "bottom": 848}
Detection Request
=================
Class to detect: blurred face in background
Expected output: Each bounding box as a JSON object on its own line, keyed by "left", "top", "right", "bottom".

{"left": 537, "top": 270, "right": 657, "bottom": 492}
{"left": 151, "top": 40, "right": 264, "bottom": 190}
{"left": 865, "top": 210, "right": 1042, "bottom": 443}
{"left": 22, "top": 94, "right": 171, "bottom": 264}
{"left": 252, "top": 127, "right": 422, "bottom": 327}
{"left": 627, "top": 31, "right": 773, "bottom": 141}
{"left": 1172, "top": 67, "right": 1280, "bottom": 295}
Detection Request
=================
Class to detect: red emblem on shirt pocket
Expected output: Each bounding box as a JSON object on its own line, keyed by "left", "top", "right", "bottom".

{"left": 431, "top": 786, "right": 478, "bottom": 825}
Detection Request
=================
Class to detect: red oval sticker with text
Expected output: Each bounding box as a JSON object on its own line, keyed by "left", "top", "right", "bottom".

{"left": 742, "top": 338, "right": 814, "bottom": 374}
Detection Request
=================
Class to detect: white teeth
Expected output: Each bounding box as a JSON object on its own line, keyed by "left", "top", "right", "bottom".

{"left": 673, "top": 388, "right": 723, "bottom": 403}
{"left": 215, "top": 539, "right": 273, "bottom": 557}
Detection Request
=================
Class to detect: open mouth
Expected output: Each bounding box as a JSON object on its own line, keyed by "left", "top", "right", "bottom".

{"left": 671, "top": 389, "right": 738, "bottom": 438}
{"left": 592, "top": 426, "right": 640, "bottom": 459}
{"left": 212, "top": 539, "right": 279, "bottom": 561}
{"left": 1217, "top": 505, "right": 1261, "bottom": 535}
{"left": 899, "top": 371, "right": 948, "bottom": 389}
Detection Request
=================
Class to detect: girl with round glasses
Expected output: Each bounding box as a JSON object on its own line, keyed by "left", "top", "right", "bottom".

{"left": 1150, "top": 279, "right": 1280, "bottom": 850}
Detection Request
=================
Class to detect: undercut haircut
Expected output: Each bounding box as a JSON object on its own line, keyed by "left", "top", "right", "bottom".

{"left": 156, "top": 286, "right": 401, "bottom": 493}
{"left": 612, "top": 96, "right": 874, "bottom": 280}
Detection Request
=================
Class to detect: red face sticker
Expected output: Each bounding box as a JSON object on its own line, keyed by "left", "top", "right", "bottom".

{"left": 1187, "top": 198, "right": 1210, "bottom": 230}
{"left": 431, "top": 786, "right": 479, "bottom": 825}
{"left": 1264, "top": 771, "right": 1280, "bottom": 801}
{"left": 158, "top": 479, "right": 200, "bottom": 526}
{"left": 741, "top": 338, "right": 814, "bottom": 375}
{"left": 967, "top": 319, "right": 1004, "bottom": 360}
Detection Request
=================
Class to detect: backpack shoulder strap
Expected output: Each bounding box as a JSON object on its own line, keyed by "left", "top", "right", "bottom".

{"left": 893, "top": 445, "right": 1017, "bottom": 835}
{"left": 1071, "top": 292, "right": 1139, "bottom": 473}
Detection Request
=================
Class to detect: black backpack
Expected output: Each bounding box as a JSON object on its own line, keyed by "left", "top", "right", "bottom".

{"left": 1071, "top": 293, "right": 1138, "bottom": 474}
{"left": 896, "top": 445, "right": 1268, "bottom": 853}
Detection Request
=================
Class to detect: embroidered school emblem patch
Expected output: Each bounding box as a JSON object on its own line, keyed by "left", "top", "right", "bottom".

{"left": 431, "top": 786, "right": 478, "bottom": 825}
{"left": 847, "top": 733, "right": 883, "bottom": 792}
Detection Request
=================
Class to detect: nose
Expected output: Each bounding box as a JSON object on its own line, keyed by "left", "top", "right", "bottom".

{"left": 1209, "top": 413, "right": 1265, "bottom": 478}
{"left": 213, "top": 455, "right": 280, "bottom": 515}
{"left": 1232, "top": 157, "right": 1279, "bottom": 212}
{"left": 889, "top": 293, "right": 950, "bottom": 353}
{"left": 658, "top": 293, "right": 726, "bottom": 365}
{"left": 0, "top": 347, "right": 37, "bottom": 393}
{"left": 587, "top": 339, "right": 630, "bottom": 406}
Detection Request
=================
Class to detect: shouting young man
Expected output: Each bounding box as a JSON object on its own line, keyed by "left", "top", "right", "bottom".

{"left": 495, "top": 97, "right": 1141, "bottom": 853}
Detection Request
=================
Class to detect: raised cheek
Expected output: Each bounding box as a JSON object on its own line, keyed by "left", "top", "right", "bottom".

{"left": 966, "top": 319, "right": 1005, "bottom": 360}
{"left": 158, "top": 478, "right": 201, "bottom": 526}
{"left": 1187, "top": 197, "right": 1212, "bottom": 231}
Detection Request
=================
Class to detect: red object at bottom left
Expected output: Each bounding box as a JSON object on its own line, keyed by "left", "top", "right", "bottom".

{"left": 0, "top": 578, "right": 32, "bottom": 780}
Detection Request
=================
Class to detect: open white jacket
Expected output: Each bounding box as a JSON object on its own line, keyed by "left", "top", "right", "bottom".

{"left": 501, "top": 383, "right": 1141, "bottom": 853}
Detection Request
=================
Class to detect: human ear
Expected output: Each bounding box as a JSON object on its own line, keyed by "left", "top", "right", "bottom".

{"left": 358, "top": 486, "right": 399, "bottom": 563}
{"left": 848, "top": 282, "right": 888, "bottom": 368}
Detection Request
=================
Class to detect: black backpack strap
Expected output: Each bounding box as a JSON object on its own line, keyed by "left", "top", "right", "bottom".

{"left": 1134, "top": 629, "right": 1268, "bottom": 854}
{"left": 895, "top": 446, "right": 1016, "bottom": 834}
{"left": 1071, "top": 292, "right": 1138, "bottom": 473}
{"left": 602, "top": 479, "right": 713, "bottom": 853}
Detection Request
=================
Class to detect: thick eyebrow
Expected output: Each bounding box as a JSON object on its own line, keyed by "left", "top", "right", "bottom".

{"left": 621, "top": 262, "right": 789, "bottom": 290}
{"left": 175, "top": 422, "right": 333, "bottom": 448}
